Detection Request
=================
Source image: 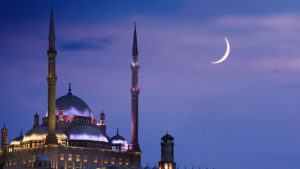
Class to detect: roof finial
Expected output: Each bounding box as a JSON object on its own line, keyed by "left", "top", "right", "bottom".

{"left": 117, "top": 128, "right": 119, "bottom": 136}
{"left": 68, "top": 83, "right": 72, "bottom": 95}
{"left": 20, "top": 129, "right": 22, "bottom": 136}
{"left": 132, "top": 23, "right": 138, "bottom": 57}
{"left": 3, "top": 123, "right": 5, "bottom": 128}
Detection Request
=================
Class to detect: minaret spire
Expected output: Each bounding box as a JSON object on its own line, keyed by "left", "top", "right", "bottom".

{"left": 129, "top": 23, "right": 140, "bottom": 152}
{"left": 45, "top": 7, "right": 58, "bottom": 145}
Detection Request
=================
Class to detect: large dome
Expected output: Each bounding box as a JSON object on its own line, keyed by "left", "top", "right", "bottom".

{"left": 55, "top": 92, "right": 93, "bottom": 118}
{"left": 23, "top": 126, "right": 67, "bottom": 142}
{"left": 66, "top": 125, "right": 108, "bottom": 142}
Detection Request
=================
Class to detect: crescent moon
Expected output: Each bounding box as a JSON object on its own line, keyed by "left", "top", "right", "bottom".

{"left": 211, "top": 37, "right": 230, "bottom": 64}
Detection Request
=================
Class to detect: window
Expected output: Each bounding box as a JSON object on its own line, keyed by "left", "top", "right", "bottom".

{"left": 83, "top": 155, "right": 87, "bottom": 163}
{"left": 32, "top": 143, "right": 36, "bottom": 148}
{"left": 76, "top": 155, "right": 80, "bottom": 162}
{"left": 118, "top": 158, "right": 122, "bottom": 165}
{"left": 33, "top": 155, "right": 36, "bottom": 161}
{"left": 111, "top": 157, "right": 115, "bottom": 165}
{"left": 112, "top": 146, "right": 115, "bottom": 151}
{"left": 76, "top": 119, "right": 79, "bottom": 123}
{"left": 104, "top": 157, "right": 108, "bottom": 164}
{"left": 125, "top": 159, "right": 129, "bottom": 165}
{"left": 86, "top": 120, "right": 89, "bottom": 124}
{"left": 60, "top": 154, "right": 64, "bottom": 160}
{"left": 81, "top": 119, "right": 84, "bottom": 124}
{"left": 94, "top": 156, "right": 98, "bottom": 163}
{"left": 68, "top": 154, "right": 72, "bottom": 161}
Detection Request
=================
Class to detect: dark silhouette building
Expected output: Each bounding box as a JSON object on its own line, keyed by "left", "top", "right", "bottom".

{"left": 159, "top": 133, "right": 176, "bottom": 169}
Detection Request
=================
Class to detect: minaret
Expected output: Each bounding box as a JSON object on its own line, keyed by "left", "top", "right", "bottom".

{"left": 1, "top": 124, "right": 8, "bottom": 153}
{"left": 100, "top": 109, "right": 106, "bottom": 125}
{"left": 159, "top": 133, "right": 176, "bottom": 169}
{"left": 45, "top": 7, "right": 58, "bottom": 144}
{"left": 34, "top": 112, "right": 39, "bottom": 127}
{"left": 129, "top": 23, "right": 140, "bottom": 152}
{"left": 99, "top": 109, "right": 106, "bottom": 134}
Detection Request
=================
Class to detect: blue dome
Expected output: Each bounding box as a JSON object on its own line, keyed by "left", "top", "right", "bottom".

{"left": 67, "top": 125, "right": 108, "bottom": 142}
{"left": 55, "top": 93, "right": 93, "bottom": 118}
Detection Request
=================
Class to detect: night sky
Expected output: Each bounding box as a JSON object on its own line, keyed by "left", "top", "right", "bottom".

{"left": 1, "top": 1, "right": 300, "bottom": 169}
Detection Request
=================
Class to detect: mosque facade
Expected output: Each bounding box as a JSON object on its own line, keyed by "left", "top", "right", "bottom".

{"left": 0, "top": 9, "right": 141, "bottom": 169}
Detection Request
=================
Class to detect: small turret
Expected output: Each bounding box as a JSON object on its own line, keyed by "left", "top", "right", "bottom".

{"left": 98, "top": 109, "right": 106, "bottom": 135}
{"left": 1, "top": 124, "right": 8, "bottom": 153}
{"left": 100, "top": 109, "right": 105, "bottom": 125}
{"left": 34, "top": 112, "right": 39, "bottom": 127}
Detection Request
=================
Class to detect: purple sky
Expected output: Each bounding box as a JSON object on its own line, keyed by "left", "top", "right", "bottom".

{"left": 1, "top": 1, "right": 300, "bottom": 169}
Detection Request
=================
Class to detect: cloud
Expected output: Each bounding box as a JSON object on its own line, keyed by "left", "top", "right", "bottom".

{"left": 58, "top": 37, "right": 112, "bottom": 50}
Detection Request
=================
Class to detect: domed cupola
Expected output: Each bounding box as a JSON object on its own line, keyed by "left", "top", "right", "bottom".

{"left": 54, "top": 83, "right": 93, "bottom": 118}
{"left": 110, "top": 129, "right": 128, "bottom": 151}
{"left": 10, "top": 129, "right": 23, "bottom": 146}
{"left": 66, "top": 125, "right": 109, "bottom": 142}
{"left": 23, "top": 125, "right": 67, "bottom": 143}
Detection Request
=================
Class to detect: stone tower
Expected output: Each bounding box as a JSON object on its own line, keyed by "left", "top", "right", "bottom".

{"left": 129, "top": 23, "right": 140, "bottom": 152}
{"left": 1, "top": 124, "right": 8, "bottom": 153}
{"left": 45, "top": 7, "right": 58, "bottom": 145}
{"left": 159, "top": 133, "right": 176, "bottom": 169}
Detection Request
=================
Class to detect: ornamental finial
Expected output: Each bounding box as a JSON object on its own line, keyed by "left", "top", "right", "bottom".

{"left": 68, "top": 83, "right": 72, "bottom": 95}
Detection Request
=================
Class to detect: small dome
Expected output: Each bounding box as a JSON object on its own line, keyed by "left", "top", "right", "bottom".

{"left": 54, "top": 93, "right": 93, "bottom": 118}
{"left": 67, "top": 125, "right": 108, "bottom": 142}
{"left": 10, "top": 135, "right": 23, "bottom": 146}
{"left": 36, "top": 154, "right": 50, "bottom": 162}
{"left": 110, "top": 132, "right": 128, "bottom": 145}
{"left": 23, "top": 126, "right": 67, "bottom": 142}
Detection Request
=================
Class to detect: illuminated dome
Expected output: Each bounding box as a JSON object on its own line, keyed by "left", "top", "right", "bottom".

{"left": 55, "top": 91, "right": 93, "bottom": 118}
{"left": 66, "top": 125, "right": 108, "bottom": 142}
{"left": 23, "top": 126, "right": 67, "bottom": 142}
{"left": 110, "top": 130, "right": 128, "bottom": 145}
{"left": 10, "top": 134, "right": 23, "bottom": 146}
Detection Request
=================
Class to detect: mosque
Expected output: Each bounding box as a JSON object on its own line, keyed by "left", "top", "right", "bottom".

{"left": 0, "top": 9, "right": 142, "bottom": 169}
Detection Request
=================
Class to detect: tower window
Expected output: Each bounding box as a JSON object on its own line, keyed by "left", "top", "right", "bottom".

{"left": 68, "top": 154, "right": 72, "bottom": 161}
{"left": 125, "top": 159, "right": 129, "bottom": 165}
{"left": 104, "top": 157, "right": 108, "bottom": 164}
{"left": 118, "top": 158, "right": 122, "bottom": 165}
{"left": 111, "top": 157, "right": 115, "bottom": 165}
{"left": 60, "top": 154, "right": 64, "bottom": 161}
{"left": 76, "top": 155, "right": 80, "bottom": 162}
{"left": 83, "top": 155, "right": 87, "bottom": 163}
{"left": 94, "top": 156, "right": 98, "bottom": 163}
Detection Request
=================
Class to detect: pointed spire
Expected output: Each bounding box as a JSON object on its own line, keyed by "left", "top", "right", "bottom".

{"left": 68, "top": 83, "right": 72, "bottom": 95}
{"left": 2, "top": 123, "right": 7, "bottom": 130}
{"left": 49, "top": 7, "right": 55, "bottom": 37}
{"left": 48, "top": 6, "right": 56, "bottom": 52}
{"left": 20, "top": 129, "right": 22, "bottom": 136}
{"left": 117, "top": 128, "right": 119, "bottom": 136}
{"left": 132, "top": 23, "right": 138, "bottom": 57}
